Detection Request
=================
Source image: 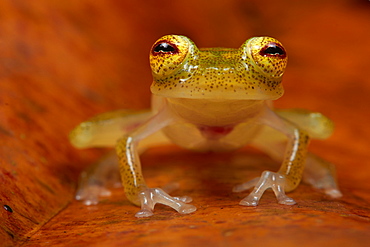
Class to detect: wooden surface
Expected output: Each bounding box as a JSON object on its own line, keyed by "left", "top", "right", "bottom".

{"left": 0, "top": 0, "right": 369, "bottom": 246}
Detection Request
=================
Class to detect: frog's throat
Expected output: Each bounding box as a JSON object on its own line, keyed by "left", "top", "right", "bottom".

{"left": 165, "top": 97, "right": 266, "bottom": 127}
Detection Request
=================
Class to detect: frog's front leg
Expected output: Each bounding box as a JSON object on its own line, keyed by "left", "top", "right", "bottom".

{"left": 116, "top": 109, "right": 196, "bottom": 217}
{"left": 234, "top": 107, "right": 309, "bottom": 206}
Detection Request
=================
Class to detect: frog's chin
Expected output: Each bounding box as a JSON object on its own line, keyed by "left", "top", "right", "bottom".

{"left": 150, "top": 84, "right": 284, "bottom": 101}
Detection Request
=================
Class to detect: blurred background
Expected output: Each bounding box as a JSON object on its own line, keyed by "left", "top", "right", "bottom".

{"left": 1, "top": 0, "right": 369, "bottom": 246}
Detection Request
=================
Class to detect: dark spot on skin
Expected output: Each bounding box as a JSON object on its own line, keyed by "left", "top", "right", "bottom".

{"left": 3, "top": 205, "right": 13, "bottom": 213}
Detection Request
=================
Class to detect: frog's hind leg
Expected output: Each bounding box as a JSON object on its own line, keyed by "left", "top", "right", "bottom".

{"left": 69, "top": 109, "right": 153, "bottom": 148}
{"left": 70, "top": 109, "right": 173, "bottom": 205}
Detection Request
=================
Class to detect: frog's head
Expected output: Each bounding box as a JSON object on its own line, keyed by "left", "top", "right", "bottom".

{"left": 149, "top": 35, "right": 287, "bottom": 100}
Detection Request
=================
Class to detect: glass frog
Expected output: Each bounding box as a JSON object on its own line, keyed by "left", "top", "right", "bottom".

{"left": 69, "top": 35, "right": 342, "bottom": 217}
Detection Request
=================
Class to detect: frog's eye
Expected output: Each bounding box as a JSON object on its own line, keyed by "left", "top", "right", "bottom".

{"left": 150, "top": 35, "right": 193, "bottom": 77}
{"left": 152, "top": 42, "right": 178, "bottom": 54}
{"left": 259, "top": 42, "right": 286, "bottom": 58}
{"left": 242, "top": 37, "right": 288, "bottom": 78}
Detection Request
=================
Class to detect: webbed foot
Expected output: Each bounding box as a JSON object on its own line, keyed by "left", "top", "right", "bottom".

{"left": 135, "top": 188, "right": 197, "bottom": 217}
{"left": 233, "top": 171, "right": 296, "bottom": 206}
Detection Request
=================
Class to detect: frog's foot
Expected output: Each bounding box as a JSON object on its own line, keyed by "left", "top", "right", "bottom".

{"left": 75, "top": 152, "right": 122, "bottom": 205}
{"left": 75, "top": 182, "right": 113, "bottom": 206}
{"left": 75, "top": 170, "right": 122, "bottom": 206}
{"left": 303, "top": 156, "right": 343, "bottom": 198}
{"left": 233, "top": 171, "right": 296, "bottom": 206}
{"left": 135, "top": 188, "right": 197, "bottom": 218}
{"left": 303, "top": 173, "right": 343, "bottom": 198}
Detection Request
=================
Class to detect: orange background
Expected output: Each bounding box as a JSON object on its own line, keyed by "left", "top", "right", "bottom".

{"left": 0, "top": 0, "right": 369, "bottom": 246}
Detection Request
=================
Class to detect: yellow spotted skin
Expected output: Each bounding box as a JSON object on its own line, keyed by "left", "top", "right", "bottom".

{"left": 116, "top": 136, "right": 146, "bottom": 206}
{"left": 278, "top": 129, "right": 310, "bottom": 191}
{"left": 150, "top": 35, "right": 288, "bottom": 100}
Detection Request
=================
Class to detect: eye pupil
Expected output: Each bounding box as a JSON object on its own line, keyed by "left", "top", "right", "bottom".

{"left": 264, "top": 46, "right": 284, "bottom": 55}
{"left": 153, "top": 42, "right": 177, "bottom": 53}
{"left": 260, "top": 43, "right": 286, "bottom": 58}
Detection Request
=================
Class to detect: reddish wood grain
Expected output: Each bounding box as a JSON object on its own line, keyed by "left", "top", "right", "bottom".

{"left": 0, "top": 0, "right": 369, "bottom": 246}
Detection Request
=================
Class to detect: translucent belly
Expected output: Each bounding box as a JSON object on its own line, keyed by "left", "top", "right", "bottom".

{"left": 162, "top": 122, "right": 262, "bottom": 152}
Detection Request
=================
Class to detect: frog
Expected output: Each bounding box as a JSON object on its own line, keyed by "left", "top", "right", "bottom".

{"left": 69, "top": 35, "right": 342, "bottom": 218}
